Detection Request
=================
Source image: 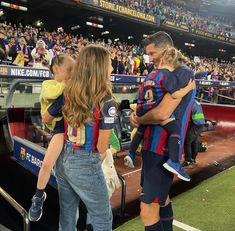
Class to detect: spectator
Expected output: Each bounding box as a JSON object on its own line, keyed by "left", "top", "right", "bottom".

{"left": 0, "top": 31, "right": 7, "bottom": 62}
{"left": 183, "top": 100, "right": 205, "bottom": 168}
{"left": 9, "top": 35, "right": 31, "bottom": 67}
{"left": 31, "top": 40, "right": 50, "bottom": 68}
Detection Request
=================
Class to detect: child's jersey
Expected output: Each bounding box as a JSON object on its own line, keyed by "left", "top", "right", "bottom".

{"left": 137, "top": 68, "right": 179, "bottom": 117}
{"left": 137, "top": 67, "right": 195, "bottom": 155}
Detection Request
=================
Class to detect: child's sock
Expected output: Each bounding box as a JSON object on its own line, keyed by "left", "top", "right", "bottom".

{"left": 160, "top": 203, "right": 173, "bottom": 231}
{"left": 145, "top": 221, "right": 163, "bottom": 231}
{"left": 35, "top": 188, "right": 45, "bottom": 198}
{"left": 163, "top": 121, "right": 181, "bottom": 163}
{"left": 128, "top": 150, "right": 136, "bottom": 161}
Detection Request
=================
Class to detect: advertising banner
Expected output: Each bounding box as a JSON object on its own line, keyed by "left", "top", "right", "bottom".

{"left": 163, "top": 20, "right": 235, "bottom": 46}
{"left": 80, "top": 0, "right": 158, "bottom": 24}
{"left": 0, "top": 65, "right": 51, "bottom": 79}
{"left": 13, "top": 137, "right": 57, "bottom": 188}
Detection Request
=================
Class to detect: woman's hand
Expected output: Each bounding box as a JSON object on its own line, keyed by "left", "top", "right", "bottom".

{"left": 99, "top": 152, "right": 106, "bottom": 162}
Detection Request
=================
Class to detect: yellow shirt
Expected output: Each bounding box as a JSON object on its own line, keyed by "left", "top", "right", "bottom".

{"left": 40, "top": 80, "right": 65, "bottom": 131}
{"left": 130, "top": 103, "right": 142, "bottom": 152}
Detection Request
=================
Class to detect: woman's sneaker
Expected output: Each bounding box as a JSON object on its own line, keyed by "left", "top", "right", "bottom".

{"left": 163, "top": 159, "right": 191, "bottom": 181}
{"left": 28, "top": 192, "right": 47, "bottom": 222}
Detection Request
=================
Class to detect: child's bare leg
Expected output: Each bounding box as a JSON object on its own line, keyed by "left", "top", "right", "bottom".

{"left": 37, "top": 133, "right": 64, "bottom": 189}
{"left": 29, "top": 133, "right": 64, "bottom": 222}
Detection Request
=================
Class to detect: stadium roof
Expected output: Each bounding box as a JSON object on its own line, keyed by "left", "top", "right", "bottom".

{"left": 1, "top": 0, "right": 235, "bottom": 60}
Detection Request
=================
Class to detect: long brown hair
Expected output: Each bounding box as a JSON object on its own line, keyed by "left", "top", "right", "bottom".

{"left": 63, "top": 45, "right": 114, "bottom": 128}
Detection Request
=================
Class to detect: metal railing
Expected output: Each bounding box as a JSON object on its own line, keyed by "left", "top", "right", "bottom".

{"left": 198, "top": 88, "right": 235, "bottom": 104}
{"left": 0, "top": 187, "right": 30, "bottom": 231}
{"left": 117, "top": 174, "right": 127, "bottom": 217}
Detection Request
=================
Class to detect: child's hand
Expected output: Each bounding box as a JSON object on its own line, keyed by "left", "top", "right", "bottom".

{"left": 130, "top": 112, "right": 139, "bottom": 128}
{"left": 187, "top": 79, "right": 196, "bottom": 90}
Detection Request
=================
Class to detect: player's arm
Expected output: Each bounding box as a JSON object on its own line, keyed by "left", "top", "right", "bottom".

{"left": 171, "top": 79, "right": 195, "bottom": 99}
{"left": 134, "top": 93, "right": 181, "bottom": 125}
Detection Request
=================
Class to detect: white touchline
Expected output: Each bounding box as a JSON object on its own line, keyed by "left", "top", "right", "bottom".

{"left": 173, "top": 220, "right": 202, "bottom": 231}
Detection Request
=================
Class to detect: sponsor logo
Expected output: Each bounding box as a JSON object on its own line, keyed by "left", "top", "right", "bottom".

{"left": 25, "top": 152, "right": 43, "bottom": 168}
{"left": 10, "top": 68, "right": 50, "bottom": 78}
{"left": 0, "top": 67, "right": 8, "bottom": 75}
{"left": 108, "top": 106, "right": 116, "bottom": 117}
{"left": 219, "top": 82, "right": 229, "bottom": 86}
{"left": 104, "top": 117, "right": 115, "bottom": 124}
{"left": 20, "top": 147, "right": 26, "bottom": 160}
{"left": 124, "top": 111, "right": 132, "bottom": 116}
{"left": 199, "top": 81, "right": 212, "bottom": 86}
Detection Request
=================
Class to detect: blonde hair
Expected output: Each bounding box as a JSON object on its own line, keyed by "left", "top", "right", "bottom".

{"left": 63, "top": 45, "right": 114, "bottom": 128}
{"left": 50, "top": 54, "right": 74, "bottom": 75}
{"left": 161, "top": 47, "right": 190, "bottom": 68}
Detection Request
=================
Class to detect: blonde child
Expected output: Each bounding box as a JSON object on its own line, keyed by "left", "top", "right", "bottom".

{"left": 28, "top": 54, "right": 75, "bottom": 222}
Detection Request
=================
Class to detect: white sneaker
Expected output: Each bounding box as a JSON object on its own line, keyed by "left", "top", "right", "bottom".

{"left": 124, "top": 155, "right": 135, "bottom": 168}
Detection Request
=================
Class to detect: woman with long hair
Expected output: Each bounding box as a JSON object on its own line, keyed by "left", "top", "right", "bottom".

{"left": 55, "top": 45, "right": 115, "bottom": 231}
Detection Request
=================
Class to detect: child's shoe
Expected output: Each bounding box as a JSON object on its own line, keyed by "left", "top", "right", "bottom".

{"left": 163, "top": 159, "right": 191, "bottom": 181}
{"left": 124, "top": 152, "right": 135, "bottom": 168}
{"left": 28, "top": 192, "right": 47, "bottom": 222}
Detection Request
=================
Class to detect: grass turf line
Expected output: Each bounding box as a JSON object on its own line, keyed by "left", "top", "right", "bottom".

{"left": 115, "top": 167, "right": 235, "bottom": 231}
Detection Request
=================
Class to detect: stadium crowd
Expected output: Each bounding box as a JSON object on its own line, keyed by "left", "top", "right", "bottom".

{"left": 0, "top": 21, "right": 234, "bottom": 78}
{"left": 0, "top": 20, "right": 234, "bottom": 103}
{"left": 109, "top": 0, "right": 235, "bottom": 38}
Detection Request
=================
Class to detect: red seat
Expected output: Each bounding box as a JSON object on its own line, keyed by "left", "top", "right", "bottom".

{"left": 7, "top": 108, "right": 29, "bottom": 139}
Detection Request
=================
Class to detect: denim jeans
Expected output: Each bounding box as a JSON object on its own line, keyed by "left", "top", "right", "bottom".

{"left": 55, "top": 145, "right": 112, "bottom": 231}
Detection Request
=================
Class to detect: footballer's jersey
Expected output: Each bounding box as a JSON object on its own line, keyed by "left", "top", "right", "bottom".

{"left": 173, "top": 66, "right": 196, "bottom": 157}
{"left": 138, "top": 66, "right": 195, "bottom": 156}
{"left": 137, "top": 69, "right": 180, "bottom": 155}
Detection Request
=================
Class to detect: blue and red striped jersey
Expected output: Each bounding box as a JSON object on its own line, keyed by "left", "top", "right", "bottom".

{"left": 137, "top": 69, "right": 178, "bottom": 117}
{"left": 48, "top": 95, "right": 116, "bottom": 151}
{"left": 65, "top": 98, "right": 116, "bottom": 151}
{"left": 136, "top": 67, "right": 195, "bottom": 155}
{"left": 137, "top": 69, "right": 177, "bottom": 155}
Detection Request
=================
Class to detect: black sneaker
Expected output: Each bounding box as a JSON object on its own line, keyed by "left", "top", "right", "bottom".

{"left": 28, "top": 192, "right": 47, "bottom": 222}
